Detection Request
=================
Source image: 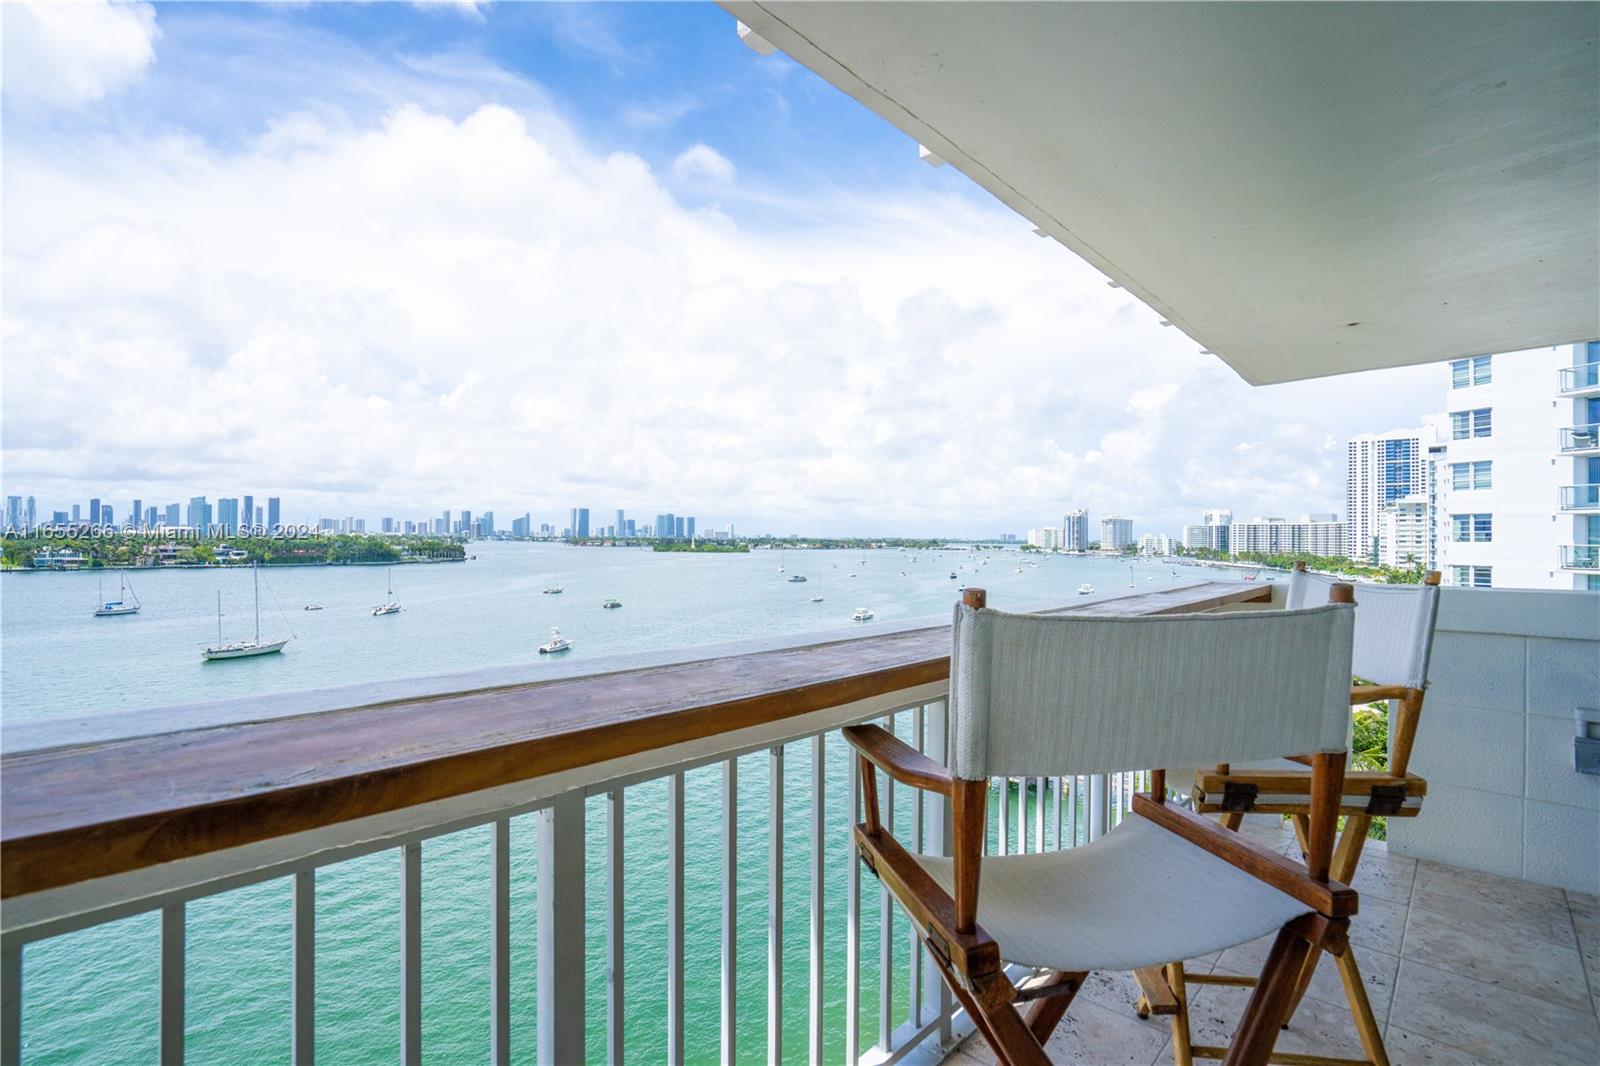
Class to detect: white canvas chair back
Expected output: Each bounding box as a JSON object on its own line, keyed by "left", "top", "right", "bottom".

{"left": 948, "top": 603, "right": 1355, "bottom": 780}
{"left": 1286, "top": 570, "right": 1439, "bottom": 689}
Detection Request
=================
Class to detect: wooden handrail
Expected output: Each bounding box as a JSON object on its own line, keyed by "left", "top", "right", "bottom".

{"left": 1, "top": 581, "right": 1270, "bottom": 900}
{"left": 842, "top": 723, "right": 954, "bottom": 795}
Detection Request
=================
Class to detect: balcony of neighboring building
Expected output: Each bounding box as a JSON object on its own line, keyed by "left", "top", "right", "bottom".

{"left": 1558, "top": 362, "right": 1600, "bottom": 397}
{"left": 1559, "top": 544, "right": 1600, "bottom": 571}
{"left": 1559, "top": 485, "right": 1600, "bottom": 512}
{"left": 1558, "top": 423, "right": 1600, "bottom": 456}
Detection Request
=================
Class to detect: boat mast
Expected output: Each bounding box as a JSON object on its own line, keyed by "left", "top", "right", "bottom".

{"left": 217, "top": 590, "right": 223, "bottom": 644}
{"left": 253, "top": 561, "right": 261, "bottom": 643}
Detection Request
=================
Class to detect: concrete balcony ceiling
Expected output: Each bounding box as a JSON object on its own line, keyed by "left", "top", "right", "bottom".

{"left": 723, "top": 2, "right": 1600, "bottom": 384}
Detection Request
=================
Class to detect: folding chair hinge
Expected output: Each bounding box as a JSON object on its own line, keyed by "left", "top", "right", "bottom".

{"left": 926, "top": 930, "right": 969, "bottom": 990}
{"left": 1365, "top": 783, "right": 1407, "bottom": 815}
{"left": 1219, "top": 781, "right": 1259, "bottom": 812}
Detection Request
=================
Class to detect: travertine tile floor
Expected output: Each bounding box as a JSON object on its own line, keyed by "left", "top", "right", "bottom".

{"left": 948, "top": 821, "right": 1600, "bottom": 1066}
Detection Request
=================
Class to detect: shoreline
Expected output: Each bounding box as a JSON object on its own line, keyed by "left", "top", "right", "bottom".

{"left": 1, "top": 557, "right": 468, "bottom": 573}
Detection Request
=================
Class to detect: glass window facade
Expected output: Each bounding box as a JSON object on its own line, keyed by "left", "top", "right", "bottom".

{"left": 1451, "top": 565, "right": 1493, "bottom": 588}
{"left": 1450, "top": 408, "right": 1491, "bottom": 439}
{"left": 1451, "top": 513, "right": 1492, "bottom": 542}
{"left": 1449, "top": 461, "right": 1492, "bottom": 490}
{"left": 1449, "top": 355, "right": 1492, "bottom": 388}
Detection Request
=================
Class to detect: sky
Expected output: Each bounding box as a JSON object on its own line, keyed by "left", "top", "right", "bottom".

{"left": 1, "top": 0, "right": 1446, "bottom": 538}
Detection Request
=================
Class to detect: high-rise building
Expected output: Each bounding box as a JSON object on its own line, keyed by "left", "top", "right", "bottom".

{"left": 145, "top": 506, "right": 159, "bottom": 529}
{"left": 89, "top": 498, "right": 101, "bottom": 525}
{"left": 1203, "top": 508, "right": 1233, "bottom": 528}
{"left": 131, "top": 499, "right": 143, "bottom": 530}
{"left": 1027, "top": 526, "right": 1061, "bottom": 549}
{"left": 659, "top": 513, "right": 675, "bottom": 539}
{"left": 1227, "top": 515, "right": 1346, "bottom": 556}
{"left": 5, "top": 497, "right": 22, "bottom": 531}
{"left": 685, "top": 516, "right": 696, "bottom": 540}
{"left": 1100, "top": 515, "right": 1134, "bottom": 550}
{"left": 626, "top": 519, "right": 636, "bottom": 537}
{"left": 480, "top": 511, "right": 494, "bottom": 536}
{"left": 101, "top": 506, "right": 113, "bottom": 526}
{"left": 71, "top": 504, "right": 81, "bottom": 522}
{"left": 1062, "top": 509, "right": 1090, "bottom": 551}
{"left": 51, "top": 511, "right": 68, "bottom": 525}
{"left": 672, "top": 516, "right": 684, "bottom": 538}
{"left": 576, "top": 508, "right": 590, "bottom": 539}
{"left": 165, "top": 502, "right": 181, "bottom": 527}
{"left": 242, "top": 495, "right": 254, "bottom": 533}
{"left": 1183, "top": 507, "right": 1232, "bottom": 553}
{"left": 1377, "top": 494, "right": 1431, "bottom": 568}
{"left": 1137, "top": 533, "right": 1173, "bottom": 555}
{"left": 353, "top": 518, "right": 366, "bottom": 533}
{"left": 255, "top": 506, "right": 264, "bottom": 526}
{"left": 267, "top": 497, "right": 281, "bottom": 531}
{"left": 512, "top": 514, "right": 530, "bottom": 538}
{"left": 217, "top": 498, "right": 240, "bottom": 535}
{"left": 570, "top": 508, "right": 579, "bottom": 537}
{"left": 616, "top": 509, "right": 625, "bottom": 537}
{"left": 382, "top": 517, "right": 395, "bottom": 533}
{"left": 1433, "top": 342, "right": 1599, "bottom": 590}
{"left": 187, "top": 496, "right": 211, "bottom": 531}
{"left": 24, "top": 496, "right": 35, "bottom": 531}
{"left": 1346, "top": 430, "right": 1428, "bottom": 561}
{"left": 460, "top": 510, "right": 473, "bottom": 537}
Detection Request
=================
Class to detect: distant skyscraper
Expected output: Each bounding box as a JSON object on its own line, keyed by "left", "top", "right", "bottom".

{"left": 5, "top": 497, "right": 21, "bottom": 531}
{"left": 570, "top": 508, "right": 578, "bottom": 537}
{"left": 1203, "top": 508, "right": 1233, "bottom": 528}
{"left": 217, "top": 498, "right": 240, "bottom": 535}
{"left": 1062, "top": 509, "right": 1090, "bottom": 551}
{"left": 187, "top": 496, "right": 210, "bottom": 530}
{"left": 480, "top": 511, "right": 494, "bottom": 536}
{"left": 1100, "top": 515, "right": 1134, "bottom": 550}
{"left": 626, "top": 518, "right": 636, "bottom": 537}
{"left": 242, "top": 495, "right": 254, "bottom": 532}
{"left": 686, "top": 516, "right": 696, "bottom": 540}
{"left": 576, "top": 508, "right": 590, "bottom": 538}
{"left": 146, "top": 506, "right": 159, "bottom": 528}
{"left": 132, "top": 498, "right": 143, "bottom": 530}
{"left": 675, "top": 516, "right": 686, "bottom": 538}
{"left": 1346, "top": 430, "right": 1427, "bottom": 561}
{"left": 89, "top": 497, "right": 101, "bottom": 525}
{"left": 52, "top": 511, "right": 69, "bottom": 525}
{"left": 255, "top": 506, "right": 263, "bottom": 526}
{"left": 353, "top": 518, "right": 366, "bottom": 533}
{"left": 25, "top": 496, "right": 35, "bottom": 531}
{"left": 267, "top": 497, "right": 281, "bottom": 530}
{"left": 71, "top": 504, "right": 81, "bottom": 522}
{"left": 382, "top": 517, "right": 394, "bottom": 533}
{"left": 165, "top": 502, "right": 180, "bottom": 527}
{"left": 101, "top": 506, "right": 113, "bottom": 526}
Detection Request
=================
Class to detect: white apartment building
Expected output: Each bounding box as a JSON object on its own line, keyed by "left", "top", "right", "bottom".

{"left": 1182, "top": 508, "right": 1231, "bottom": 553}
{"left": 1137, "top": 533, "right": 1173, "bottom": 555}
{"left": 1100, "top": 515, "right": 1133, "bottom": 550}
{"left": 1433, "top": 342, "right": 1600, "bottom": 590}
{"left": 1061, "top": 509, "right": 1091, "bottom": 551}
{"left": 1376, "top": 494, "right": 1431, "bottom": 568}
{"left": 1026, "top": 526, "right": 1061, "bottom": 550}
{"left": 1346, "top": 429, "right": 1429, "bottom": 560}
{"left": 1228, "top": 515, "right": 1347, "bottom": 557}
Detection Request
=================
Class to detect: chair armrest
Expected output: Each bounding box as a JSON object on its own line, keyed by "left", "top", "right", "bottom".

{"left": 1131, "top": 794, "right": 1357, "bottom": 918}
{"left": 842, "top": 724, "right": 954, "bottom": 796}
{"left": 1351, "top": 684, "right": 1412, "bottom": 704}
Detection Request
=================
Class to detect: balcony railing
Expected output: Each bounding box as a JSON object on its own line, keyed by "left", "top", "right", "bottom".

{"left": 1559, "top": 484, "right": 1600, "bottom": 511}
{"left": 1557, "top": 361, "right": 1600, "bottom": 394}
{"left": 1559, "top": 544, "right": 1600, "bottom": 570}
{"left": 0, "top": 581, "right": 1268, "bottom": 1065}
{"left": 1558, "top": 423, "right": 1600, "bottom": 454}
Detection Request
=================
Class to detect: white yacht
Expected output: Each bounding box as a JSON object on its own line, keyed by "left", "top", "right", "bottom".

{"left": 94, "top": 572, "right": 141, "bottom": 617}
{"left": 543, "top": 586, "right": 563, "bottom": 595}
{"left": 1077, "top": 583, "right": 1095, "bottom": 595}
{"left": 810, "top": 595, "right": 824, "bottom": 603}
{"left": 788, "top": 574, "right": 807, "bottom": 582}
{"left": 851, "top": 607, "right": 874, "bottom": 621}
{"left": 603, "top": 599, "right": 622, "bottom": 609}
{"left": 538, "top": 627, "right": 572, "bottom": 654}
{"left": 205, "top": 563, "right": 289, "bottom": 660}
{"left": 372, "top": 568, "right": 401, "bottom": 616}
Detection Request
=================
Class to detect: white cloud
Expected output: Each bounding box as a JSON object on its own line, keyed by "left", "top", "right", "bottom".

{"left": 2, "top": 1, "right": 158, "bottom": 109}
{"left": 672, "top": 142, "right": 736, "bottom": 184}
{"left": 1, "top": 33, "right": 1442, "bottom": 536}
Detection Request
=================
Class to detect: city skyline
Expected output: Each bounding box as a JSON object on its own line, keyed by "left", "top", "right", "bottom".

{"left": 0, "top": 2, "right": 1444, "bottom": 540}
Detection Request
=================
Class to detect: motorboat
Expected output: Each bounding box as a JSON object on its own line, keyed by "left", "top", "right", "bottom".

{"left": 543, "top": 586, "right": 563, "bottom": 594}
{"left": 603, "top": 599, "right": 622, "bottom": 609}
{"left": 538, "top": 627, "right": 572, "bottom": 654}
{"left": 304, "top": 604, "right": 323, "bottom": 611}
{"left": 788, "top": 574, "right": 807, "bottom": 582}
{"left": 810, "top": 595, "right": 824, "bottom": 603}
{"left": 851, "top": 607, "right": 874, "bottom": 621}
{"left": 949, "top": 572, "right": 958, "bottom": 579}
{"left": 1077, "top": 583, "right": 1094, "bottom": 595}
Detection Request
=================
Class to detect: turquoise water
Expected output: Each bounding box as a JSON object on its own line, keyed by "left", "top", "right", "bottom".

{"left": 2, "top": 543, "right": 1232, "bottom": 1063}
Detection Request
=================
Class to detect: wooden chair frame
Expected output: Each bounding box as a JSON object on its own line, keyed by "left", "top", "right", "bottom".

{"left": 843, "top": 586, "right": 1358, "bottom": 1066}
{"left": 1179, "top": 566, "right": 1441, "bottom": 1066}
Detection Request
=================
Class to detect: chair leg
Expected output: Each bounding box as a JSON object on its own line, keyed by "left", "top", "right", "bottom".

{"left": 1221, "top": 926, "right": 1314, "bottom": 1066}
{"left": 1290, "top": 814, "right": 1311, "bottom": 857}
{"left": 1022, "top": 970, "right": 1086, "bottom": 1046}
{"left": 1167, "top": 961, "right": 1195, "bottom": 1066}
{"left": 925, "top": 946, "right": 1051, "bottom": 1066}
{"left": 1333, "top": 816, "right": 1370, "bottom": 883}
{"left": 1335, "top": 947, "right": 1390, "bottom": 1066}
{"left": 1219, "top": 812, "right": 1244, "bottom": 831}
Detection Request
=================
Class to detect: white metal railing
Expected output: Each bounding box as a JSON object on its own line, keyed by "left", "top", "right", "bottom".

{"left": 1558, "top": 423, "right": 1600, "bottom": 453}
{"left": 1558, "top": 484, "right": 1600, "bottom": 510}
{"left": 0, "top": 676, "right": 1138, "bottom": 1066}
{"left": 1558, "top": 361, "right": 1600, "bottom": 393}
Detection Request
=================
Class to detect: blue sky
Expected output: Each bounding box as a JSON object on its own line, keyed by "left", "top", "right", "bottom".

{"left": 1, "top": 1, "right": 1443, "bottom": 537}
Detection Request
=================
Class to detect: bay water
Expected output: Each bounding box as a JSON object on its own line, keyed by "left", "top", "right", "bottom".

{"left": 1, "top": 543, "right": 1242, "bottom": 1063}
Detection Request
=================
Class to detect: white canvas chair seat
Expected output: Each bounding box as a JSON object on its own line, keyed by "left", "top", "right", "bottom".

{"left": 914, "top": 811, "right": 1310, "bottom": 973}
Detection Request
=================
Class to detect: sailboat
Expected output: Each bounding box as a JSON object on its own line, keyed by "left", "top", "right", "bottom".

{"left": 204, "top": 562, "right": 289, "bottom": 660}
{"left": 94, "top": 571, "right": 141, "bottom": 616}
{"left": 373, "top": 568, "right": 401, "bottom": 616}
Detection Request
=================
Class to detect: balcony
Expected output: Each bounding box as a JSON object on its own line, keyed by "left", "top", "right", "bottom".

{"left": 1560, "top": 544, "right": 1600, "bottom": 571}
{"left": 1559, "top": 423, "right": 1600, "bottom": 455}
{"left": 3, "top": 580, "right": 1596, "bottom": 1065}
{"left": 1558, "top": 362, "right": 1600, "bottom": 396}
{"left": 1560, "top": 485, "right": 1600, "bottom": 512}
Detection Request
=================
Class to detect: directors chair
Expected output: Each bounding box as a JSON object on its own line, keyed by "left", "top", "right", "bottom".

{"left": 1191, "top": 565, "right": 1441, "bottom": 1066}
{"left": 844, "top": 585, "right": 1358, "bottom": 1066}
